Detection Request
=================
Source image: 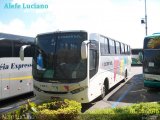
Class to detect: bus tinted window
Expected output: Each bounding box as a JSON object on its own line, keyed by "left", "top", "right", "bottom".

{"left": 100, "top": 36, "right": 109, "bottom": 55}
{"left": 109, "top": 39, "right": 115, "bottom": 54}
{"left": 144, "top": 36, "right": 160, "bottom": 49}
{"left": 13, "top": 40, "right": 33, "bottom": 57}
{"left": 0, "top": 40, "right": 12, "bottom": 57}
{"left": 13, "top": 41, "right": 22, "bottom": 57}
{"left": 90, "top": 50, "right": 96, "bottom": 70}
{"left": 127, "top": 46, "right": 131, "bottom": 54}
{"left": 131, "top": 49, "right": 142, "bottom": 55}
{"left": 115, "top": 41, "right": 120, "bottom": 54}
{"left": 125, "top": 44, "right": 128, "bottom": 54}
{"left": 121, "top": 43, "right": 125, "bottom": 54}
{"left": 25, "top": 47, "right": 34, "bottom": 57}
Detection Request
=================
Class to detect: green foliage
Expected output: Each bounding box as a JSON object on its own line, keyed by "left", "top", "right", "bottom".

{"left": 82, "top": 102, "right": 160, "bottom": 120}
{"left": 0, "top": 99, "right": 37, "bottom": 120}
{"left": 1, "top": 100, "right": 160, "bottom": 120}
{"left": 35, "top": 99, "right": 81, "bottom": 120}
{"left": 0, "top": 99, "right": 81, "bottom": 120}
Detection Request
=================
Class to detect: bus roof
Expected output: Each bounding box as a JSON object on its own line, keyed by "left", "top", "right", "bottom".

{"left": 36, "top": 30, "right": 87, "bottom": 36}
{"left": 145, "top": 33, "right": 160, "bottom": 38}
{"left": 0, "top": 33, "right": 34, "bottom": 43}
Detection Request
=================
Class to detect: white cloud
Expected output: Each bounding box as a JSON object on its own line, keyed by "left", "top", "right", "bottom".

{"left": 0, "top": 18, "right": 54, "bottom": 37}
{"left": 29, "top": 17, "right": 57, "bottom": 36}
{"left": 45, "top": 0, "right": 145, "bottom": 47}
{"left": 1, "top": 0, "right": 160, "bottom": 48}
{"left": 0, "top": 19, "right": 26, "bottom": 35}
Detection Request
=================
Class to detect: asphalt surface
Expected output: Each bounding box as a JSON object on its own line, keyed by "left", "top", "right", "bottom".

{"left": 82, "top": 66, "right": 160, "bottom": 112}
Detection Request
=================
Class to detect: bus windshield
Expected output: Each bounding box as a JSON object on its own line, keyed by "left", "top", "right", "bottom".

{"left": 143, "top": 35, "right": 160, "bottom": 74}
{"left": 144, "top": 36, "right": 160, "bottom": 49}
{"left": 33, "top": 32, "right": 87, "bottom": 83}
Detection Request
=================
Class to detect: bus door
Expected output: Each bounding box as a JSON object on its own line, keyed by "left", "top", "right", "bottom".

{"left": 0, "top": 75, "right": 2, "bottom": 99}
{"left": 89, "top": 40, "right": 99, "bottom": 78}
{"left": 88, "top": 40, "right": 100, "bottom": 98}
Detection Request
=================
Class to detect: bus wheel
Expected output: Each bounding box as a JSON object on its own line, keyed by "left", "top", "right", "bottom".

{"left": 124, "top": 70, "right": 128, "bottom": 82}
{"left": 100, "top": 80, "right": 108, "bottom": 99}
{"left": 101, "top": 84, "right": 106, "bottom": 99}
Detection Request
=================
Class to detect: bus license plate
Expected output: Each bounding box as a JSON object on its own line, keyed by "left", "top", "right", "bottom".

{"left": 148, "top": 62, "right": 154, "bottom": 67}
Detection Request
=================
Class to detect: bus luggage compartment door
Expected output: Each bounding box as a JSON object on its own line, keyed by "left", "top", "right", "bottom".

{"left": 1, "top": 74, "right": 10, "bottom": 99}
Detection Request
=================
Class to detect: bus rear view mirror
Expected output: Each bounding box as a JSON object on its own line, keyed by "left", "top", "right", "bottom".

{"left": 81, "top": 41, "right": 90, "bottom": 59}
{"left": 138, "top": 51, "right": 143, "bottom": 63}
{"left": 20, "top": 45, "right": 31, "bottom": 61}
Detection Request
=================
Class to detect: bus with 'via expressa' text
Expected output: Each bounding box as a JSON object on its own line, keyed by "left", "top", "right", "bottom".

{"left": 20, "top": 30, "right": 131, "bottom": 103}
{"left": 0, "top": 33, "right": 34, "bottom": 101}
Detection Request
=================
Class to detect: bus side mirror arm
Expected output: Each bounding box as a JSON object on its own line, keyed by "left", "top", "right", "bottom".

{"left": 20, "top": 45, "right": 31, "bottom": 61}
{"left": 81, "top": 40, "right": 90, "bottom": 59}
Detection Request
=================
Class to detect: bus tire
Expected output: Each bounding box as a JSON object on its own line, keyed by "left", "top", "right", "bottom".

{"left": 100, "top": 79, "right": 109, "bottom": 99}
{"left": 123, "top": 70, "right": 128, "bottom": 82}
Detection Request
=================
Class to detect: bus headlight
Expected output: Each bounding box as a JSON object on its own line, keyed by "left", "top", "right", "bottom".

{"left": 70, "top": 86, "right": 87, "bottom": 94}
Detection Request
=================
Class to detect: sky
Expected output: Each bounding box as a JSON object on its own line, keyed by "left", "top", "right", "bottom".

{"left": 0, "top": 0, "right": 160, "bottom": 48}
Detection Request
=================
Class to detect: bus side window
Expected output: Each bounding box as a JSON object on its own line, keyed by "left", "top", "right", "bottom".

{"left": 13, "top": 41, "right": 22, "bottom": 57}
{"left": 13, "top": 40, "right": 33, "bottom": 57}
{"left": 115, "top": 41, "right": 120, "bottom": 54}
{"left": 127, "top": 46, "right": 131, "bottom": 55}
{"left": 0, "top": 40, "right": 12, "bottom": 57}
{"left": 125, "top": 44, "right": 128, "bottom": 55}
{"left": 121, "top": 43, "right": 125, "bottom": 54}
{"left": 25, "top": 46, "right": 34, "bottom": 57}
{"left": 109, "top": 39, "right": 115, "bottom": 54}
{"left": 90, "top": 50, "right": 97, "bottom": 70}
{"left": 100, "top": 36, "right": 109, "bottom": 55}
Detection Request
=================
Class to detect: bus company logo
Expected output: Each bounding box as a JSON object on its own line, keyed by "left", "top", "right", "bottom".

{"left": 0, "top": 63, "right": 9, "bottom": 70}
{"left": 11, "top": 63, "right": 32, "bottom": 70}
{"left": 58, "top": 35, "right": 81, "bottom": 39}
{"left": 102, "top": 61, "right": 112, "bottom": 67}
{"left": 0, "top": 63, "right": 32, "bottom": 70}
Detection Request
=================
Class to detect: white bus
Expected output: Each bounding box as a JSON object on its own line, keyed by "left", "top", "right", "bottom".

{"left": 131, "top": 48, "right": 142, "bottom": 66}
{"left": 0, "top": 33, "right": 34, "bottom": 101}
{"left": 20, "top": 30, "right": 131, "bottom": 103}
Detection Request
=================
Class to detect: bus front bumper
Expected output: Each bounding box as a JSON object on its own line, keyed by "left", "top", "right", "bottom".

{"left": 34, "top": 87, "right": 89, "bottom": 103}
{"left": 144, "top": 80, "right": 160, "bottom": 88}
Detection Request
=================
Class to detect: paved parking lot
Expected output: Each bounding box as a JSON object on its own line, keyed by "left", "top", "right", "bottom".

{"left": 83, "top": 67, "right": 160, "bottom": 112}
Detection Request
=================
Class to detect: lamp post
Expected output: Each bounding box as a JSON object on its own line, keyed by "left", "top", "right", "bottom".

{"left": 144, "top": 0, "right": 147, "bottom": 36}
{"left": 141, "top": 0, "right": 148, "bottom": 36}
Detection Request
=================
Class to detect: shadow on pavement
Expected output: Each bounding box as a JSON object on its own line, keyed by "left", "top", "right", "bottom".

{"left": 107, "top": 74, "right": 160, "bottom": 103}
{"left": 81, "top": 72, "right": 160, "bottom": 112}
